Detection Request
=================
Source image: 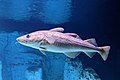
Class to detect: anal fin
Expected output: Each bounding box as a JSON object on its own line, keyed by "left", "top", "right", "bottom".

{"left": 64, "top": 52, "right": 80, "bottom": 58}
{"left": 84, "top": 52, "right": 96, "bottom": 58}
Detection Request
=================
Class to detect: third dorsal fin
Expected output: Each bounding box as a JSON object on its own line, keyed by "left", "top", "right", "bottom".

{"left": 84, "top": 38, "right": 98, "bottom": 46}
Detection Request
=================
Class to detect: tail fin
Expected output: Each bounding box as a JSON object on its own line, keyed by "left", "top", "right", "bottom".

{"left": 99, "top": 46, "right": 110, "bottom": 61}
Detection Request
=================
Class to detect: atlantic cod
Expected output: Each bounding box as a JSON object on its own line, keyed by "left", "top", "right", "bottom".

{"left": 16, "top": 27, "right": 110, "bottom": 61}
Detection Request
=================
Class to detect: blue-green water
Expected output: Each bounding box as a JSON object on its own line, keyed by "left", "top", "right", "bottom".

{"left": 0, "top": 32, "right": 101, "bottom": 80}
{"left": 0, "top": 0, "right": 118, "bottom": 80}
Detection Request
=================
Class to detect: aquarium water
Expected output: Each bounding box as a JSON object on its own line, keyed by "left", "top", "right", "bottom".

{"left": 0, "top": 0, "right": 116, "bottom": 80}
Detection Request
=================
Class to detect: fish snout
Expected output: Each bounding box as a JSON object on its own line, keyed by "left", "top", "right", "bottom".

{"left": 16, "top": 38, "right": 20, "bottom": 41}
{"left": 16, "top": 37, "right": 26, "bottom": 43}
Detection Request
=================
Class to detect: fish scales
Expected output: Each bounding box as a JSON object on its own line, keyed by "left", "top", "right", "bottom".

{"left": 46, "top": 31, "right": 97, "bottom": 50}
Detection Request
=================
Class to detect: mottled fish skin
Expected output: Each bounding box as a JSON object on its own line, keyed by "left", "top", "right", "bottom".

{"left": 44, "top": 31, "right": 100, "bottom": 51}
{"left": 17, "top": 30, "right": 100, "bottom": 52}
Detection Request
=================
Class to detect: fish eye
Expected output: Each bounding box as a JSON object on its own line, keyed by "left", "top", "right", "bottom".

{"left": 26, "top": 34, "right": 30, "bottom": 38}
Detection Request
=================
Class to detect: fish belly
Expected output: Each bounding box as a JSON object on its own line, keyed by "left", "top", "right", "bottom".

{"left": 46, "top": 45, "right": 97, "bottom": 53}
{"left": 46, "top": 45, "right": 79, "bottom": 53}
{"left": 45, "top": 42, "right": 99, "bottom": 53}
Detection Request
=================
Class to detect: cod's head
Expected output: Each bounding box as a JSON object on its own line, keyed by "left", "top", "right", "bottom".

{"left": 16, "top": 31, "right": 45, "bottom": 49}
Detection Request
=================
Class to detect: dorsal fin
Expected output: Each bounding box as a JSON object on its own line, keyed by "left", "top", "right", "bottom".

{"left": 84, "top": 38, "right": 97, "bottom": 46}
{"left": 49, "top": 27, "right": 64, "bottom": 32}
{"left": 65, "top": 33, "right": 82, "bottom": 39}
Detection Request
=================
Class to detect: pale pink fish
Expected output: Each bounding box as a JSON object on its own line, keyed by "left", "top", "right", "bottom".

{"left": 16, "top": 27, "right": 110, "bottom": 61}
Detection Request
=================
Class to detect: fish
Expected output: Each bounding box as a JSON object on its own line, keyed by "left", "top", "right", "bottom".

{"left": 16, "top": 27, "right": 110, "bottom": 61}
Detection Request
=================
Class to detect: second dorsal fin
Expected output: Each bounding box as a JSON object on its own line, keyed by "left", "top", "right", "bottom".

{"left": 49, "top": 27, "right": 64, "bottom": 32}
{"left": 65, "top": 33, "right": 82, "bottom": 39}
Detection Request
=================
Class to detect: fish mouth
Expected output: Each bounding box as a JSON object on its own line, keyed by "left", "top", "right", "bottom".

{"left": 16, "top": 38, "right": 21, "bottom": 42}
{"left": 16, "top": 38, "right": 19, "bottom": 41}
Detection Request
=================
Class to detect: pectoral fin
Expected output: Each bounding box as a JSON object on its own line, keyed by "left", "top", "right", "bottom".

{"left": 64, "top": 52, "right": 80, "bottom": 58}
{"left": 44, "top": 37, "right": 55, "bottom": 44}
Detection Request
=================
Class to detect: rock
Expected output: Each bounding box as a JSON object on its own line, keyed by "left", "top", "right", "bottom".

{"left": 64, "top": 58, "right": 101, "bottom": 80}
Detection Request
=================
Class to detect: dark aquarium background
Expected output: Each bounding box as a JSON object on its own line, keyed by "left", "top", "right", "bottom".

{"left": 0, "top": 0, "right": 119, "bottom": 80}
